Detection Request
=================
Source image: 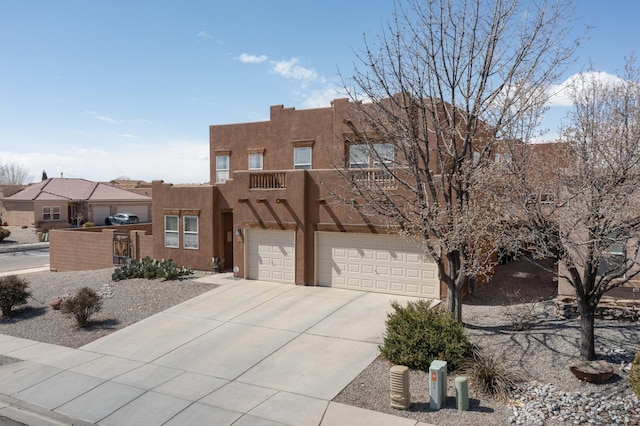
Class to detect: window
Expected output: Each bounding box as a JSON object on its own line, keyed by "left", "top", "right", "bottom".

{"left": 495, "top": 153, "right": 513, "bottom": 165}
{"left": 294, "top": 146, "right": 312, "bottom": 169}
{"left": 216, "top": 155, "right": 230, "bottom": 183}
{"left": 373, "top": 143, "right": 394, "bottom": 166}
{"left": 42, "top": 206, "right": 61, "bottom": 221}
{"left": 164, "top": 215, "right": 179, "bottom": 248}
{"left": 473, "top": 151, "right": 480, "bottom": 165}
{"left": 598, "top": 232, "right": 626, "bottom": 277}
{"left": 349, "top": 145, "right": 369, "bottom": 168}
{"left": 349, "top": 143, "right": 394, "bottom": 168}
{"left": 248, "top": 153, "right": 263, "bottom": 170}
{"left": 183, "top": 216, "right": 199, "bottom": 249}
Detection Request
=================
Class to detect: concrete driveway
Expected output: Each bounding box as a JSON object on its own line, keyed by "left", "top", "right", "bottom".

{"left": 0, "top": 274, "right": 428, "bottom": 426}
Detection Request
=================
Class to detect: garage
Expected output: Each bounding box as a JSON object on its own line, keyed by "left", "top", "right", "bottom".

{"left": 316, "top": 232, "right": 440, "bottom": 298}
{"left": 246, "top": 229, "right": 296, "bottom": 284}
{"left": 91, "top": 206, "right": 111, "bottom": 225}
{"left": 116, "top": 205, "right": 150, "bottom": 223}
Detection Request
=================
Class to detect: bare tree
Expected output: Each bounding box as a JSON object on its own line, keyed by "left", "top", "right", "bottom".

{"left": 0, "top": 162, "right": 33, "bottom": 185}
{"left": 501, "top": 57, "right": 640, "bottom": 360}
{"left": 337, "top": 0, "right": 579, "bottom": 320}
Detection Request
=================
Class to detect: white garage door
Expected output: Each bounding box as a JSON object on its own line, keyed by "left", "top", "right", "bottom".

{"left": 316, "top": 232, "right": 440, "bottom": 298}
{"left": 117, "top": 205, "right": 150, "bottom": 222}
{"left": 92, "top": 206, "right": 111, "bottom": 225}
{"left": 247, "top": 229, "right": 296, "bottom": 284}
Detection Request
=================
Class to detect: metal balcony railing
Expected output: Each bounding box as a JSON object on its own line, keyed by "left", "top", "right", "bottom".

{"left": 249, "top": 172, "right": 287, "bottom": 189}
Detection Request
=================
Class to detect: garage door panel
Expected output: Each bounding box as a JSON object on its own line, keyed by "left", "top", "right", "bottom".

{"left": 316, "top": 232, "right": 440, "bottom": 298}
{"left": 247, "top": 229, "right": 295, "bottom": 284}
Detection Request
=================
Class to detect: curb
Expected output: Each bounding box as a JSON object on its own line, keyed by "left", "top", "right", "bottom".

{"left": 0, "top": 394, "right": 95, "bottom": 426}
{"left": 0, "top": 243, "right": 49, "bottom": 254}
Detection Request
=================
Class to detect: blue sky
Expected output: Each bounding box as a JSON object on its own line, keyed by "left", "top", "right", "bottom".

{"left": 0, "top": 1, "right": 638, "bottom": 184}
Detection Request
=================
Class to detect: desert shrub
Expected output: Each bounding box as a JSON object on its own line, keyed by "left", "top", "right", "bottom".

{"left": 82, "top": 221, "right": 95, "bottom": 228}
{"left": 379, "top": 300, "right": 470, "bottom": 371}
{"left": 0, "top": 275, "right": 31, "bottom": 316}
{"left": 461, "top": 346, "right": 523, "bottom": 400}
{"left": 112, "top": 257, "right": 193, "bottom": 281}
{"left": 0, "top": 227, "right": 11, "bottom": 242}
{"left": 61, "top": 287, "right": 102, "bottom": 327}
{"left": 631, "top": 351, "right": 640, "bottom": 398}
{"left": 503, "top": 289, "right": 540, "bottom": 331}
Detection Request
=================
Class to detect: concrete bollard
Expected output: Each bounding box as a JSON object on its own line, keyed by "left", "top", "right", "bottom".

{"left": 455, "top": 376, "right": 469, "bottom": 411}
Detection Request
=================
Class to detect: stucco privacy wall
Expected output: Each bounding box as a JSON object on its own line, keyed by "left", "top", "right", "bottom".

{"left": 49, "top": 225, "right": 152, "bottom": 272}
{"left": 557, "top": 262, "right": 640, "bottom": 301}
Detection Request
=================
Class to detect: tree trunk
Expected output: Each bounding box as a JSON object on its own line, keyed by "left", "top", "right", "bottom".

{"left": 578, "top": 303, "right": 596, "bottom": 360}
{"left": 446, "top": 284, "right": 463, "bottom": 323}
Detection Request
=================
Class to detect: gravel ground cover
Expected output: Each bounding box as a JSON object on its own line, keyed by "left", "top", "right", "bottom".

{"left": 335, "top": 259, "right": 640, "bottom": 425}
{"left": 1, "top": 226, "right": 639, "bottom": 425}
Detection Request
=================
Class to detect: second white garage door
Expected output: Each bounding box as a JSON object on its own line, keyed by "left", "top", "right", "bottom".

{"left": 246, "top": 229, "right": 296, "bottom": 284}
{"left": 316, "top": 232, "right": 440, "bottom": 298}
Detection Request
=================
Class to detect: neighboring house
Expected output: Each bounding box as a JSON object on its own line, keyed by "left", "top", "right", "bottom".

{"left": 0, "top": 184, "right": 27, "bottom": 224}
{"left": 1, "top": 178, "right": 152, "bottom": 228}
{"left": 108, "top": 179, "right": 153, "bottom": 198}
{"left": 151, "top": 98, "right": 445, "bottom": 298}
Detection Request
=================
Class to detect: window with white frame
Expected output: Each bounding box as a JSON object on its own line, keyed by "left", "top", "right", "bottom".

{"left": 164, "top": 215, "right": 179, "bottom": 248}
{"left": 248, "top": 153, "right": 263, "bottom": 170}
{"left": 43, "top": 206, "right": 61, "bottom": 221}
{"left": 349, "top": 143, "right": 394, "bottom": 168}
{"left": 183, "top": 216, "right": 199, "bottom": 249}
{"left": 294, "top": 146, "right": 312, "bottom": 169}
{"left": 216, "top": 155, "right": 230, "bottom": 183}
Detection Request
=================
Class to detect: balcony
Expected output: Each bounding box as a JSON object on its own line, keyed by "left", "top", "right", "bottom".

{"left": 249, "top": 172, "right": 287, "bottom": 189}
{"left": 350, "top": 168, "right": 396, "bottom": 189}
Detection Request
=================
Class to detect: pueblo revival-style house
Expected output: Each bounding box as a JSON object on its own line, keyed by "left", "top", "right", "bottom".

{"left": 152, "top": 98, "right": 444, "bottom": 299}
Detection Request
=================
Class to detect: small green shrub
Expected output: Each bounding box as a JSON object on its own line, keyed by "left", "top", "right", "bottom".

{"left": 461, "top": 346, "right": 523, "bottom": 400}
{"left": 379, "top": 300, "right": 470, "bottom": 371}
{"left": 112, "top": 257, "right": 193, "bottom": 281}
{"left": 0, "top": 227, "right": 11, "bottom": 242}
{"left": 61, "top": 287, "right": 102, "bottom": 327}
{"left": 82, "top": 221, "right": 95, "bottom": 228}
{"left": 631, "top": 351, "right": 640, "bottom": 398}
{"left": 0, "top": 275, "right": 31, "bottom": 316}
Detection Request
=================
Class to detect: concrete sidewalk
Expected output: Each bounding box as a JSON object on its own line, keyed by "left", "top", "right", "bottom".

{"left": 0, "top": 274, "right": 435, "bottom": 425}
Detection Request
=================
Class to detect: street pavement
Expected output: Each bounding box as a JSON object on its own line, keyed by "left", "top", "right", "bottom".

{"left": 0, "top": 272, "right": 436, "bottom": 426}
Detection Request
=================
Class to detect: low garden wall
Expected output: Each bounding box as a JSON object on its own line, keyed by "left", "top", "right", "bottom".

{"left": 49, "top": 225, "right": 153, "bottom": 272}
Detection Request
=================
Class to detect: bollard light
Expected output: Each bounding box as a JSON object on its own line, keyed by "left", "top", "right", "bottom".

{"left": 389, "top": 365, "right": 410, "bottom": 409}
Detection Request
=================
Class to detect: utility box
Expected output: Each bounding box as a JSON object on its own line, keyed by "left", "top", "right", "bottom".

{"left": 429, "top": 360, "right": 448, "bottom": 410}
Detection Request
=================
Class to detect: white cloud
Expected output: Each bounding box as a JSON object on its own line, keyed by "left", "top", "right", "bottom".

{"left": 0, "top": 141, "right": 210, "bottom": 184}
{"left": 197, "top": 31, "right": 213, "bottom": 39}
{"left": 547, "top": 71, "right": 625, "bottom": 107}
{"left": 234, "top": 53, "right": 268, "bottom": 64}
{"left": 85, "top": 110, "right": 117, "bottom": 124}
{"left": 301, "top": 86, "right": 345, "bottom": 108}
{"left": 270, "top": 58, "right": 318, "bottom": 82}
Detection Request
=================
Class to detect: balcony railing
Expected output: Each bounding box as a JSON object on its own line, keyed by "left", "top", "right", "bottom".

{"left": 250, "top": 172, "right": 287, "bottom": 189}
{"left": 350, "top": 168, "right": 396, "bottom": 189}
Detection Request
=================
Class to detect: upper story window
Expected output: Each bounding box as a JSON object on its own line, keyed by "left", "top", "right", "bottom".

{"left": 216, "top": 155, "right": 230, "bottom": 183}
{"left": 294, "top": 146, "right": 312, "bottom": 170}
{"left": 164, "top": 215, "right": 179, "bottom": 248}
{"left": 349, "top": 143, "right": 394, "bottom": 168}
{"left": 183, "top": 215, "right": 199, "bottom": 249}
{"left": 43, "top": 206, "right": 61, "bottom": 221}
{"left": 249, "top": 153, "right": 263, "bottom": 170}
